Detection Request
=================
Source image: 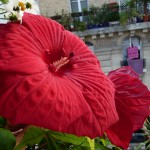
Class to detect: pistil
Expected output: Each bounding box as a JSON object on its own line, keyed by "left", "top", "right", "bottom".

{"left": 49, "top": 57, "right": 69, "bottom": 72}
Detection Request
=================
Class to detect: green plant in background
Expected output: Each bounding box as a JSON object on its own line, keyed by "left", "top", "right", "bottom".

{"left": 74, "top": 21, "right": 87, "bottom": 31}
{"left": 97, "top": 4, "right": 110, "bottom": 25}
{"left": 0, "top": 0, "right": 9, "bottom": 4}
{"left": 58, "top": 9, "right": 72, "bottom": 30}
{"left": 135, "top": 116, "right": 150, "bottom": 150}
{"left": 0, "top": 116, "right": 122, "bottom": 150}
{"left": 119, "top": 0, "right": 138, "bottom": 25}
{"left": 88, "top": 5, "right": 100, "bottom": 26}
{"left": 119, "top": 0, "right": 150, "bottom": 22}
{"left": 82, "top": 8, "right": 89, "bottom": 16}
{"left": 88, "top": 4, "right": 111, "bottom": 27}
{"left": 0, "top": 117, "right": 16, "bottom": 150}
{"left": 107, "top": 3, "right": 119, "bottom": 22}
{"left": 14, "top": 128, "right": 121, "bottom": 150}
{"left": 51, "top": 0, "right": 150, "bottom": 30}
{"left": 127, "top": 0, "right": 138, "bottom": 22}
{"left": 119, "top": 11, "right": 129, "bottom": 25}
{"left": 108, "top": 11, "right": 120, "bottom": 22}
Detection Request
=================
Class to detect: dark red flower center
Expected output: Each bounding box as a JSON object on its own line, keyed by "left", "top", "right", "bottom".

{"left": 45, "top": 49, "right": 74, "bottom": 73}
{"left": 49, "top": 57, "right": 70, "bottom": 72}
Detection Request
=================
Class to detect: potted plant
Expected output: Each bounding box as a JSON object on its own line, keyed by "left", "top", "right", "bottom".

{"left": 138, "top": 0, "right": 150, "bottom": 21}
{"left": 126, "top": 0, "right": 150, "bottom": 22}
{"left": 98, "top": 3, "right": 110, "bottom": 27}
{"left": 107, "top": 3, "right": 120, "bottom": 26}
{"left": 75, "top": 21, "right": 87, "bottom": 31}
{"left": 87, "top": 5, "right": 100, "bottom": 29}
{"left": 119, "top": 11, "right": 129, "bottom": 25}
{"left": 58, "top": 9, "right": 72, "bottom": 30}
{"left": 119, "top": 0, "right": 138, "bottom": 25}
{"left": 143, "top": 14, "right": 149, "bottom": 21}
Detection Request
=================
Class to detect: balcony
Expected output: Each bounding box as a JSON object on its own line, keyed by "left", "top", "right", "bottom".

{"left": 50, "top": 3, "right": 146, "bottom": 32}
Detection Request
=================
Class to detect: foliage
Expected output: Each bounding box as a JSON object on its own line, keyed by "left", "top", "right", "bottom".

{"left": 14, "top": 127, "right": 118, "bottom": 150}
{"left": 86, "top": 3, "right": 119, "bottom": 28}
{"left": 0, "top": 116, "right": 123, "bottom": 150}
{"left": 0, "top": 117, "right": 16, "bottom": 150}
{"left": 74, "top": 21, "right": 87, "bottom": 31}
{"left": 97, "top": 4, "right": 109, "bottom": 23}
{"left": 88, "top": 5, "right": 100, "bottom": 25}
{"left": 58, "top": 9, "right": 72, "bottom": 30}
{"left": 107, "top": 3, "right": 120, "bottom": 22}
{"left": 0, "top": 116, "right": 7, "bottom": 127}
{"left": 55, "top": 2, "right": 120, "bottom": 31}
{"left": 119, "top": 0, "right": 138, "bottom": 25}
{"left": 0, "top": 128, "right": 16, "bottom": 150}
{"left": 119, "top": 11, "right": 129, "bottom": 25}
{"left": 125, "top": 0, "right": 150, "bottom": 16}
{"left": 14, "top": 126, "right": 45, "bottom": 150}
{"left": 88, "top": 4, "right": 111, "bottom": 25}
{"left": 108, "top": 11, "right": 120, "bottom": 22}
{"left": 136, "top": 116, "right": 150, "bottom": 150}
{"left": 54, "top": 1, "right": 148, "bottom": 30}
{"left": 0, "top": 0, "right": 9, "bottom": 4}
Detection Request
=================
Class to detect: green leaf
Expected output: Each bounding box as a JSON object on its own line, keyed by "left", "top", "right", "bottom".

{"left": 135, "top": 139, "right": 150, "bottom": 150}
{"left": 0, "top": 0, "right": 9, "bottom": 4}
{"left": 0, "top": 116, "right": 7, "bottom": 128}
{"left": 14, "top": 126, "right": 45, "bottom": 150}
{"left": 46, "top": 133, "right": 60, "bottom": 150}
{"left": 49, "top": 131, "right": 90, "bottom": 147}
{"left": 95, "top": 143, "right": 112, "bottom": 150}
{"left": 95, "top": 137, "right": 115, "bottom": 150}
{"left": 0, "top": 128, "right": 16, "bottom": 150}
{"left": 86, "top": 137, "right": 94, "bottom": 150}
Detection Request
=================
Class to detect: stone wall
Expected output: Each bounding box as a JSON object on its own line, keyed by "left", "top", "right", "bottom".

{"left": 74, "top": 22, "right": 150, "bottom": 89}
{"left": 38, "top": 0, "right": 71, "bottom": 17}
{"left": 89, "top": 0, "right": 107, "bottom": 7}
{"left": 38, "top": 0, "right": 113, "bottom": 17}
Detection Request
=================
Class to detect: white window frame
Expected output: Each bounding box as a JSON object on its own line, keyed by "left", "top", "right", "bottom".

{"left": 70, "top": 0, "right": 88, "bottom": 13}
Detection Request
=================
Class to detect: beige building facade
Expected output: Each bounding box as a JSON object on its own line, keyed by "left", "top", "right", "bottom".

{"left": 38, "top": 0, "right": 118, "bottom": 17}
{"left": 74, "top": 23, "right": 150, "bottom": 88}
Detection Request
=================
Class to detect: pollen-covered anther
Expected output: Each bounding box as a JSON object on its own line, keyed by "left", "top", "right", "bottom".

{"left": 49, "top": 57, "right": 69, "bottom": 72}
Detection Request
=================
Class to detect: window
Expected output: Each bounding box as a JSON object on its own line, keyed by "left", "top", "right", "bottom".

{"left": 70, "top": 0, "right": 88, "bottom": 13}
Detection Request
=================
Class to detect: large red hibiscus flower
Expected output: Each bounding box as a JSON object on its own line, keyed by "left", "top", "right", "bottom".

{"left": 0, "top": 13, "right": 150, "bottom": 149}
{"left": 106, "top": 66, "right": 150, "bottom": 148}
{"left": 0, "top": 13, "right": 118, "bottom": 138}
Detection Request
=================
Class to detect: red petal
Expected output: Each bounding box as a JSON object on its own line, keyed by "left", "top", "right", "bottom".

{"left": 0, "top": 13, "right": 118, "bottom": 138}
{"left": 106, "top": 66, "right": 150, "bottom": 148}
